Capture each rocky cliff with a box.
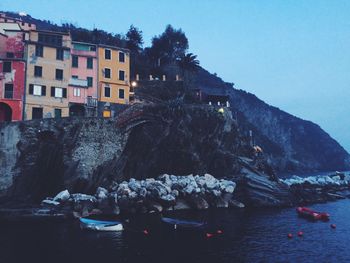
[0,102,295,208]
[195,68,350,172]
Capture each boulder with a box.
[228,199,245,208]
[172,199,191,210]
[53,190,70,202]
[95,187,108,200]
[187,195,209,210]
[41,199,60,207]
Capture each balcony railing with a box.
[86,97,97,108]
[69,78,88,87]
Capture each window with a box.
[34,66,42,77]
[38,33,62,46]
[50,87,67,98]
[119,70,125,81]
[104,49,111,59]
[72,55,78,67]
[32,107,43,119]
[104,86,110,97]
[104,68,111,78]
[72,75,78,79]
[35,45,43,57]
[73,88,81,97]
[3,61,11,73]
[56,69,63,80]
[54,109,62,119]
[51,87,62,98]
[119,89,125,99]
[119,52,125,62]
[56,48,64,60]
[4,84,13,99]
[87,57,93,69]
[87,77,93,87]
[6,52,14,58]
[29,84,46,96]
[90,46,96,51]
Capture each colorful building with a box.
[68,41,98,117]
[24,30,72,120]
[0,22,27,121]
[97,44,130,117]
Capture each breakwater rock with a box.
[41,174,241,217]
[280,172,350,203]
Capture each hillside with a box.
[195,68,350,172]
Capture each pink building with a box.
[68,41,98,117]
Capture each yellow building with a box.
[24,30,71,120]
[97,45,130,115]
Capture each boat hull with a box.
[79,217,124,231]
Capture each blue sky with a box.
[1,0,349,152]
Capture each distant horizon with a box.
[1,0,349,153]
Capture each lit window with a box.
[73,88,81,97]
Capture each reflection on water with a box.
[1,199,350,263]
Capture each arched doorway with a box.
[69,104,85,117]
[0,102,12,122]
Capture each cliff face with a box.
[0,118,129,202]
[196,68,350,172]
[1,103,291,206]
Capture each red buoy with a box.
[206,233,214,238]
[331,224,336,229]
[143,229,149,235]
[287,233,293,239]
[217,230,223,234]
[297,231,303,237]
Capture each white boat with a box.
[79,217,124,231]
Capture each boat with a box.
[161,217,206,229]
[79,217,123,231]
[296,207,330,221]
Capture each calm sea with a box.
[1,198,350,263]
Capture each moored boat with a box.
[79,217,124,231]
[161,217,206,229]
[296,207,330,221]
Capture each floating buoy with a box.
[217,230,223,234]
[297,231,303,237]
[287,233,293,239]
[331,224,336,229]
[206,233,214,238]
[143,229,149,235]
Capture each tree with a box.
[126,25,144,53]
[148,25,189,65]
[178,53,200,85]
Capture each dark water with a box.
[1,200,350,263]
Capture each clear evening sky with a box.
[1,0,349,152]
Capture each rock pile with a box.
[41,174,242,217]
[281,172,349,187]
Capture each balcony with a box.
[69,78,88,88]
[86,97,97,108]
[0,51,24,60]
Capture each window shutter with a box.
[63,88,67,98]
[29,84,34,94]
[51,87,55,97]
[42,86,46,96]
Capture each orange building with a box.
[97,44,130,117]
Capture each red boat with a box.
[296,207,330,221]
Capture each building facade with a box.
[98,44,130,117]
[68,41,98,117]
[0,23,26,121]
[24,30,72,120]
